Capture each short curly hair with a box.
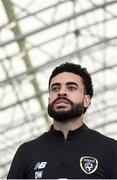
[49,62,93,113]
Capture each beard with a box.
[48,98,84,123]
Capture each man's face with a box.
[48,72,90,122]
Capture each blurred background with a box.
[0,0,117,178]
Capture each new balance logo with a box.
[34,161,47,170]
[34,162,47,179]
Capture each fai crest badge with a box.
[80,156,98,174]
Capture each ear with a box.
[84,95,91,108]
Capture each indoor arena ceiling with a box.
[0,0,117,178]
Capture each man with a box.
[7,62,117,179]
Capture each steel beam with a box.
[0,35,117,87]
[2,0,49,123]
[0,0,117,47]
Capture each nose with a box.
[58,93,67,97]
[58,87,67,97]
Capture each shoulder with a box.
[88,127,117,148]
[16,130,50,154]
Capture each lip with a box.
[55,99,70,105]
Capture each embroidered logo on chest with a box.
[80,156,98,174]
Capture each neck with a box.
[53,116,83,139]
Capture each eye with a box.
[51,86,60,92]
[68,85,78,91]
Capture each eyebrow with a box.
[50,82,79,89]
[66,82,79,87]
